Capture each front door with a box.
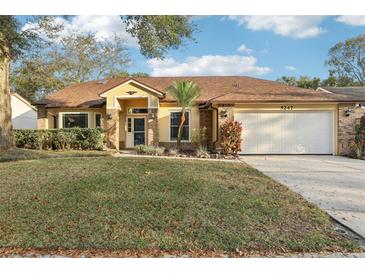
[126,117,146,148]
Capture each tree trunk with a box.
[177,109,186,150]
[0,39,14,150]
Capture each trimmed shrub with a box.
[153,146,165,156]
[135,145,165,156]
[14,128,105,151]
[196,145,210,158]
[53,131,76,150]
[14,130,39,149]
[219,120,243,156]
[37,130,54,150]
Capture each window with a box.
[62,113,88,128]
[170,111,189,141]
[127,118,132,132]
[95,113,102,128]
[128,108,148,114]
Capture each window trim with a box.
[168,109,191,142]
[60,112,90,129]
[94,112,102,128]
[127,108,149,114]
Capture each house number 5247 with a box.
[281,105,294,110]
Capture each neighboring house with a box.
[317,86,365,102]
[316,87,365,155]
[35,76,365,155]
[11,93,37,129]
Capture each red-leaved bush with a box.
[220,120,243,155]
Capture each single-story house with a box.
[35,76,365,155]
[11,93,37,129]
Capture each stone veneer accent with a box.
[217,104,234,125]
[338,104,365,155]
[106,109,119,150]
[215,104,234,150]
[37,105,47,129]
[147,109,159,146]
[199,108,213,148]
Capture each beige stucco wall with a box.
[41,104,201,145]
[102,82,158,109]
[37,106,48,129]
[47,112,54,129]
[45,108,106,129]
[158,103,200,143]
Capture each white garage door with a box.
[234,112,334,154]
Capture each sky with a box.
[19,15,365,80]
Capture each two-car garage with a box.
[234,108,335,155]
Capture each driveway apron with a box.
[240,155,365,238]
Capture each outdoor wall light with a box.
[148,109,156,118]
[345,109,352,117]
[107,114,112,120]
[219,109,228,118]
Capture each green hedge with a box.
[14,128,106,150]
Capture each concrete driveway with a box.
[240,155,365,238]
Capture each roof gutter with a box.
[210,100,365,104]
[198,100,211,109]
[197,101,219,151]
[211,104,219,151]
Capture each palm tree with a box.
[167,81,201,149]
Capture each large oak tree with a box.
[11,31,131,101]
[0,16,62,150]
[326,34,365,86]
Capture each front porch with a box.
[105,97,160,151]
[101,79,163,150]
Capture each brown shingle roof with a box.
[36,76,354,108]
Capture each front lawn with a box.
[0,157,357,256]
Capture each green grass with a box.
[0,148,111,163]
[0,157,357,254]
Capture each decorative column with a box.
[338,104,365,155]
[147,108,159,146]
[106,109,119,150]
[217,104,234,143]
[37,105,48,129]
[199,108,213,149]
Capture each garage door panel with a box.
[235,111,334,154]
